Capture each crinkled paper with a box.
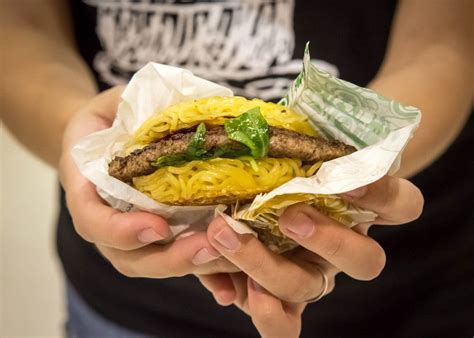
[72,47,421,248]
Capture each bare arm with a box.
[0,0,238,281]
[0,0,97,167]
[369,0,473,177]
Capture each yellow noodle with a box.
[305,161,323,176]
[126,96,316,152]
[133,157,318,205]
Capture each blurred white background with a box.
[1,123,63,337]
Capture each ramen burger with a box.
[108,96,355,205]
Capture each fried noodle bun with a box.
[110,96,352,205]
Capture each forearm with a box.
[369,46,473,178]
[0,1,97,167]
[368,0,473,178]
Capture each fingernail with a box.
[342,186,368,198]
[286,213,315,238]
[249,278,265,293]
[192,248,219,265]
[137,228,164,244]
[214,228,241,251]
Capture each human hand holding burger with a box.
[199,176,423,338]
[104,91,422,337]
[65,86,422,338]
[60,87,239,278]
[61,86,352,280]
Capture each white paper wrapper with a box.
[72,63,237,238]
[72,47,421,248]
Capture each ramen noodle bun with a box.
[108,96,356,205]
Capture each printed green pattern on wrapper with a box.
[238,44,421,252]
[280,43,420,149]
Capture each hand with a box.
[199,272,306,338]
[59,86,238,278]
[199,176,423,336]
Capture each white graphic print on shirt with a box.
[85,0,338,100]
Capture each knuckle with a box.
[321,232,345,260]
[361,245,386,280]
[72,220,95,243]
[195,259,239,275]
[253,304,275,325]
[171,267,189,278]
[281,273,313,302]
[239,254,266,277]
[101,248,148,279]
[64,197,85,238]
[408,186,424,222]
[214,258,239,273]
[66,194,96,244]
[326,279,336,295]
[379,178,398,217]
[154,259,186,278]
[381,178,424,224]
[107,216,130,249]
[281,287,301,303]
[110,257,137,278]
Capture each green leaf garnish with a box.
[186,122,207,158]
[224,107,269,159]
[210,143,249,158]
[152,123,209,169]
[152,153,188,168]
[151,109,270,169]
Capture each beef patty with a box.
[109,126,356,182]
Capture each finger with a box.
[197,274,236,306]
[61,86,126,151]
[61,136,171,251]
[100,232,240,278]
[340,176,424,225]
[285,247,336,274]
[247,278,303,338]
[279,204,386,281]
[207,217,321,303]
[66,181,173,250]
[229,272,249,313]
[60,86,165,251]
[285,248,338,297]
[85,85,125,121]
[352,222,373,236]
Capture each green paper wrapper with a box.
[233,44,421,252]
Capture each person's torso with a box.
[59,1,474,337]
[69,0,396,96]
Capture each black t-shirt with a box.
[59,1,474,337]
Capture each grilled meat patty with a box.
[109,126,356,182]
